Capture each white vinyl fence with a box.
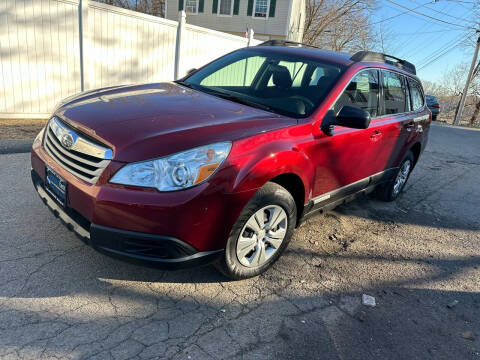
[0,0,259,119]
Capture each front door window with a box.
[334,70,380,117]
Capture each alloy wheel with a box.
[393,160,412,195]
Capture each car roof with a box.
[248,45,419,80]
[250,45,354,66]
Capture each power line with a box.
[442,0,477,5]
[391,1,456,57]
[384,0,479,30]
[412,33,467,65]
[395,0,475,60]
[370,2,432,26]
[417,33,467,65]
[418,34,472,69]
[298,1,432,33]
[395,29,464,36]
[406,0,475,24]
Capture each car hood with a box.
[55,82,296,162]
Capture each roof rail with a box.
[257,40,321,50]
[351,51,416,75]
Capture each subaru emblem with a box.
[61,133,74,149]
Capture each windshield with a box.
[181,49,345,118]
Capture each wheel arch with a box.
[230,147,313,225]
[410,142,421,167]
[269,173,306,226]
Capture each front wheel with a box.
[216,182,297,280]
[376,151,414,202]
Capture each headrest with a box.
[346,81,357,91]
[271,65,292,89]
[316,76,334,87]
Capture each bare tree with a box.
[303,0,378,52]
[468,62,480,125]
[431,63,480,125]
[94,0,166,17]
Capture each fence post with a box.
[174,11,186,80]
[79,0,89,91]
[247,28,254,47]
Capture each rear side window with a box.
[409,79,425,111]
[334,70,380,117]
[382,71,406,114]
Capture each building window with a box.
[185,0,198,14]
[254,0,268,17]
[218,0,233,15]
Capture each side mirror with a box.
[320,106,371,136]
[186,68,197,75]
[336,105,371,129]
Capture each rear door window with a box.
[409,79,425,111]
[381,71,406,114]
[334,69,380,117]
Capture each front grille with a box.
[44,117,112,184]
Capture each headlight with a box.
[110,142,232,191]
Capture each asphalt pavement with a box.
[0,123,479,359]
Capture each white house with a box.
[165,0,306,42]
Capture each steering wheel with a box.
[291,95,315,112]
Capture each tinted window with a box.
[334,70,380,117]
[382,71,406,114]
[409,80,425,111]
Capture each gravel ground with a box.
[0,119,47,140]
[0,123,479,360]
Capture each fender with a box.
[227,129,314,205]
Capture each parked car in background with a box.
[31,41,431,279]
[426,94,440,120]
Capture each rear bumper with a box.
[31,170,223,269]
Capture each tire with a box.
[432,115,437,121]
[376,151,414,202]
[216,182,297,280]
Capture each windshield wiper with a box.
[174,80,195,89]
[202,89,274,113]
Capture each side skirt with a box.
[298,168,398,224]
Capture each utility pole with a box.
[454,32,480,126]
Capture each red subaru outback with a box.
[31,41,430,279]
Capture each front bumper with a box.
[31,169,223,269]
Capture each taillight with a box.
[431,104,440,108]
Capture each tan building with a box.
[166,0,305,42]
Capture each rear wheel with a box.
[216,182,297,280]
[377,151,414,202]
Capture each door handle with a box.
[405,122,415,132]
[370,129,382,141]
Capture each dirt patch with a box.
[0,119,48,140]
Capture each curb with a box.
[0,139,34,154]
